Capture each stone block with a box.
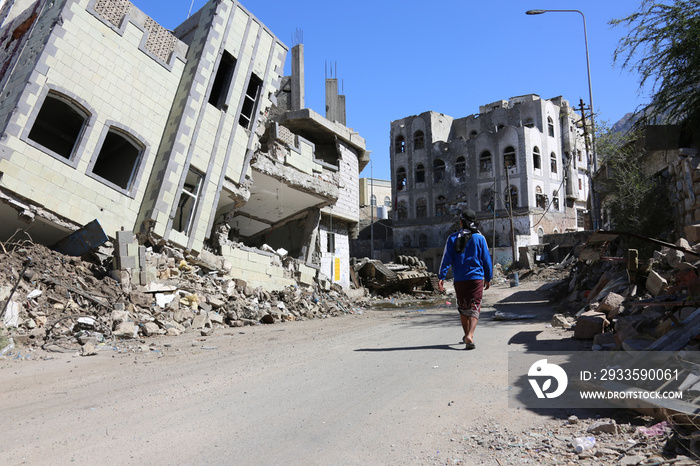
[114,321,138,339]
[120,255,137,270]
[208,312,224,324]
[574,311,609,340]
[622,338,655,351]
[141,322,161,336]
[684,224,700,242]
[191,313,211,329]
[551,314,572,329]
[645,270,668,296]
[599,292,625,319]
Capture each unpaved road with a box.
[2,281,590,465]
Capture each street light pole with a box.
[526,9,600,230]
[370,158,374,260]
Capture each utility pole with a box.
[505,165,517,266]
[370,159,374,260]
[579,99,596,230]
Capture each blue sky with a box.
[135,0,649,181]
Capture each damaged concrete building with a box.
[0,0,368,291]
[389,95,590,271]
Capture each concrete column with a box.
[291,44,304,110]
[301,208,322,263]
[325,78,338,123]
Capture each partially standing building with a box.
[389,95,590,271]
[0,0,367,291]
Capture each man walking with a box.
[438,209,493,350]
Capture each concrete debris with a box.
[0,241,366,353]
[438,415,699,465]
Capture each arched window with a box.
[480,188,494,212]
[504,146,516,169]
[384,196,391,207]
[550,152,557,173]
[435,195,447,217]
[552,190,560,210]
[524,118,534,128]
[403,235,411,248]
[416,198,427,218]
[395,135,405,153]
[455,156,466,179]
[29,91,89,160]
[535,185,547,209]
[533,146,541,170]
[415,164,425,183]
[433,159,445,183]
[547,116,554,137]
[91,127,145,191]
[537,227,544,241]
[396,167,407,190]
[504,185,518,210]
[419,233,428,248]
[370,194,377,206]
[397,200,408,219]
[413,130,425,150]
[469,130,478,139]
[479,151,492,174]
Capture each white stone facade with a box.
[389,95,590,270]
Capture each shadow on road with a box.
[354,344,465,352]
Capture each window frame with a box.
[86,123,148,196]
[23,88,93,167]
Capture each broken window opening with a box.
[480,188,494,212]
[396,167,407,191]
[552,190,559,210]
[209,50,237,110]
[413,130,425,150]
[327,232,336,253]
[174,169,202,235]
[402,235,411,248]
[524,118,534,128]
[433,159,445,183]
[395,135,405,153]
[435,195,447,217]
[547,116,555,137]
[397,200,408,220]
[535,185,547,209]
[577,209,585,229]
[469,130,478,139]
[239,73,262,129]
[28,92,88,159]
[504,185,518,210]
[384,196,391,208]
[504,146,516,169]
[455,156,466,179]
[415,164,425,183]
[91,128,143,191]
[550,152,558,173]
[479,151,492,174]
[416,198,427,218]
[419,233,428,248]
[533,146,541,169]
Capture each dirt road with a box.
[2,281,594,465]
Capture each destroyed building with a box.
[388,95,591,271]
[0,0,368,291]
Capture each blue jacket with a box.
[438,229,493,282]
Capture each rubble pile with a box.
[550,235,700,352]
[435,416,698,465]
[0,241,363,353]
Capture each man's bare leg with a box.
[460,314,472,343]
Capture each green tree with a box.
[611,0,700,126]
[596,121,673,243]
